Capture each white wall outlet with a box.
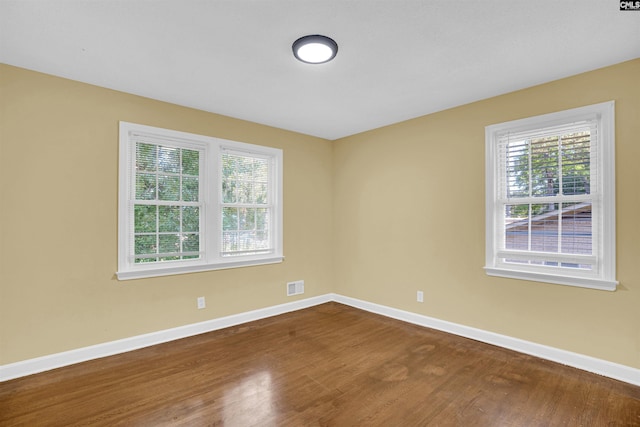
[197,296,206,309]
[287,280,305,296]
[417,291,424,303]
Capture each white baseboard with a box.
[2,292,639,387]
[332,294,640,387]
[0,294,332,382]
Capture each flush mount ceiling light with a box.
[292,35,338,64]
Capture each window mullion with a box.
[527,139,532,253]
[527,203,532,253]
[558,202,563,256]
[556,136,561,255]
[205,143,218,264]
[155,151,160,261]
[528,138,532,198]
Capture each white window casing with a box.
[484,101,617,291]
[118,122,283,280]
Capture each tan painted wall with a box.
[2,59,639,370]
[333,58,640,369]
[0,64,334,364]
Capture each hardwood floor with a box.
[1,302,639,426]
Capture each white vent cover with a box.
[287,280,304,296]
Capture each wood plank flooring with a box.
[1,302,639,426]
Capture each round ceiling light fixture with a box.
[292,35,338,64]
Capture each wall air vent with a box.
[287,280,305,296]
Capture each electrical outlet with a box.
[197,296,206,309]
[417,291,424,303]
[287,280,305,296]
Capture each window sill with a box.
[484,267,617,291]
[117,256,284,281]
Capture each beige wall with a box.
[333,58,640,369]
[0,64,334,364]
[1,59,639,370]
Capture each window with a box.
[485,102,617,290]
[118,122,283,280]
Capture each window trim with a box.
[484,101,617,291]
[117,122,283,280]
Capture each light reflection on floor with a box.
[223,371,276,426]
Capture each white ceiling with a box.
[1,1,639,140]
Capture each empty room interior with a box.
[1,1,640,425]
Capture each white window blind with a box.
[496,119,597,270]
[131,138,204,263]
[221,149,275,257]
[485,102,617,291]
